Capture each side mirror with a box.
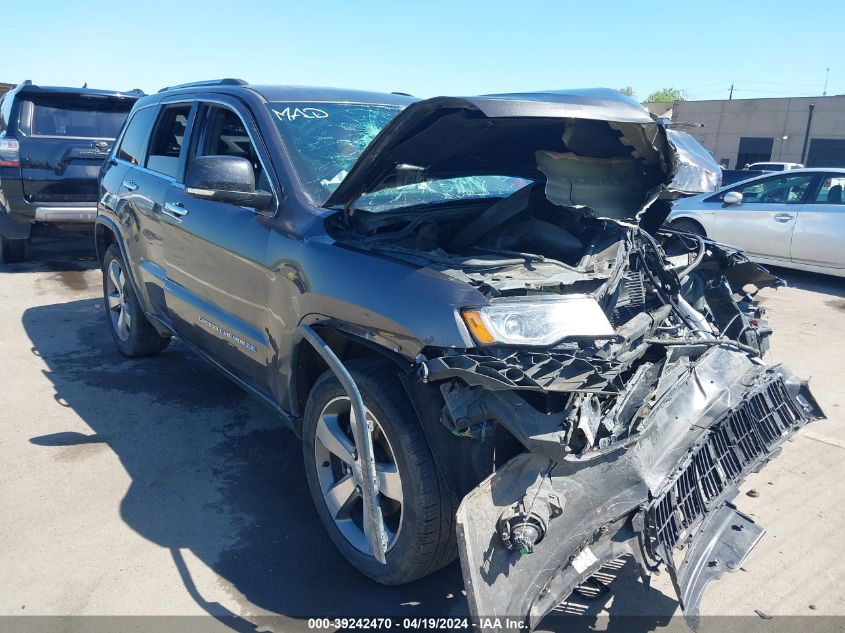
[722,191,743,206]
[185,155,273,211]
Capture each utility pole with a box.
[823,67,829,96]
[729,82,734,100]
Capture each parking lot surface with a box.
[2,233,844,632]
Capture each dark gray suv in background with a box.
[95,79,823,629]
[0,81,140,262]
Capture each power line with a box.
[732,88,828,95]
[681,79,845,99]
[686,86,842,99]
[729,80,825,87]
[684,81,733,90]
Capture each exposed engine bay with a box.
[334,182,782,457]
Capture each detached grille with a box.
[648,379,801,553]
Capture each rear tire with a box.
[302,356,457,585]
[671,219,706,237]
[0,234,29,263]
[102,244,170,357]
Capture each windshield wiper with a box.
[469,247,553,265]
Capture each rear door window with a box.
[813,176,845,204]
[146,104,192,179]
[28,95,133,138]
[116,106,158,165]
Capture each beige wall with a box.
[672,95,845,168]
[643,101,673,117]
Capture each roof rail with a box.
[158,78,248,93]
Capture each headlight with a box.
[461,295,615,346]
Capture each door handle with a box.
[162,201,189,220]
[774,213,794,223]
[123,179,138,191]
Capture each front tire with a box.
[102,244,170,356]
[302,357,456,584]
[671,219,706,237]
[0,233,29,263]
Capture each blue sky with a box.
[4,0,844,101]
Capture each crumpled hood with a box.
[665,128,722,194]
[323,89,720,220]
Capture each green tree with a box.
[645,87,687,103]
[617,86,635,97]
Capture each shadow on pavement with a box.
[767,266,845,300]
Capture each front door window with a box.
[733,174,815,204]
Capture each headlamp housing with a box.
[461,295,615,347]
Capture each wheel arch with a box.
[95,218,144,301]
[95,218,121,269]
[96,217,170,339]
[289,323,409,424]
[290,322,495,500]
[670,215,708,237]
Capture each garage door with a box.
[807,138,845,167]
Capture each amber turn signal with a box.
[461,309,495,344]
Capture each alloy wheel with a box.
[106,259,132,341]
[313,396,404,556]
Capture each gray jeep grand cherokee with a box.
[95,79,823,629]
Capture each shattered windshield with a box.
[266,102,528,211]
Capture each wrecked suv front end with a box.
[415,224,823,630]
[317,89,824,629]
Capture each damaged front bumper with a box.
[455,345,822,631]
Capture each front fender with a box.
[298,232,490,344]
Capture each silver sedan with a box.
[667,168,845,277]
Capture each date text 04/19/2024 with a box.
[306,617,483,630]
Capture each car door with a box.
[709,173,817,261]
[117,102,194,316]
[158,99,278,394]
[790,173,845,270]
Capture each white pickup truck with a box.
[746,161,805,171]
